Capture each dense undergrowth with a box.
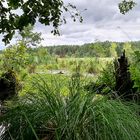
[0,75,140,140]
[0,40,140,140]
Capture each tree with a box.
[19,24,43,47]
[0,24,46,75]
[0,0,83,44]
[119,0,136,14]
[114,51,135,101]
[1,42,29,72]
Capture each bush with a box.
[2,43,29,73]
[0,70,21,102]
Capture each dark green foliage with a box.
[119,0,136,14]
[45,41,140,58]
[0,70,20,102]
[114,51,135,100]
[0,0,82,44]
[47,42,111,57]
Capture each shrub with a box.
[0,70,21,102]
[114,51,136,101]
[2,43,29,73]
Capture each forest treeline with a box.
[29,41,140,58]
[1,41,140,58]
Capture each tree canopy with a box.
[18,24,43,47]
[0,0,82,44]
[119,0,136,14]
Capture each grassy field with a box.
[35,57,114,75]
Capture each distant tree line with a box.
[1,41,140,58]
[44,41,140,58]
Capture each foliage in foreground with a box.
[0,0,82,44]
[0,75,140,140]
[0,70,20,102]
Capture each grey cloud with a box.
[0,0,140,46]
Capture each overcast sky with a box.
[0,0,140,48]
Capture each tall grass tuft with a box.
[0,74,140,140]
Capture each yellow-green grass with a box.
[35,57,114,75]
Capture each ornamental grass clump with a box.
[0,74,140,140]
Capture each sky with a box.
[0,0,140,48]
